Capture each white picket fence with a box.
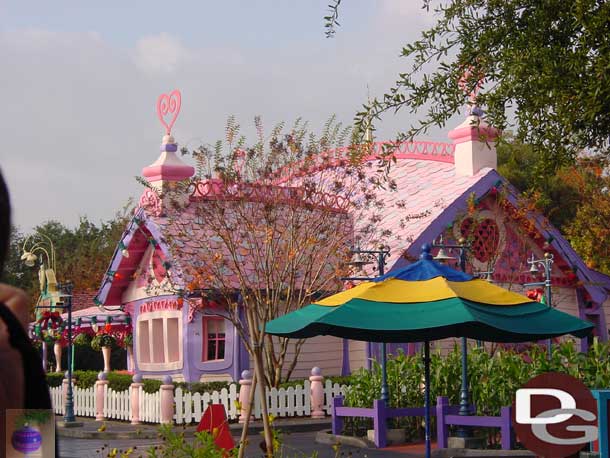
[50,379,348,424]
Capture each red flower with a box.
[104,323,112,333]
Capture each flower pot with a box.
[54,342,63,373]
[11,424,42,456]
[102,346,112,372]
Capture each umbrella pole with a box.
[381,342,389,404]
[424,341,431,458]
[457,336,471,437]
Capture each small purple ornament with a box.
[12,425,42,455]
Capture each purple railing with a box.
[436,396,514,450]
[331,395,514,449]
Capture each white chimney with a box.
[448,114,499,176]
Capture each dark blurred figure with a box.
[0,168,52,452]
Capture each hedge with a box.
[46,371,354,394]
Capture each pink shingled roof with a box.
[96,141,495,303]
[96,138,610,308]
[147,196,351,292]
[361,158,495,270]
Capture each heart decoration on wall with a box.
[157,89,182,134]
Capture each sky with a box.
[0,1,458,232]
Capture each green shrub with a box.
[107,373,133,392]
[46,372,63,387]
[328,375,355,386]
[185,381,231,394]
[342,340,610,444]
[143,379,163,393]
[73,370,99,389]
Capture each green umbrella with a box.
[266,244,593,458]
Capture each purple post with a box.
[436,396,449,448]
[332,396,344,435]
[373,399,387,448]
[500,406,514,450]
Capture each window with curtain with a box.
[137,312,182,369]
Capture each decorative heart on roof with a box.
[157,89,181,135]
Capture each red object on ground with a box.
[197,404,235,452]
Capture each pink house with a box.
[94,109,610,382]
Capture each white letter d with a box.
[516,389,576,425]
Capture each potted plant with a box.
[91,333,116,373]
[123,333,134,370]
[12,410,52,456]
[74,332,92,347]
[41,328,63,373]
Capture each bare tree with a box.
[141,116,390,456]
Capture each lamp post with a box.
[343,244,391,404]
[22,235,81,426]
[22,234,58,373]
[525,252,554,360]
[432,238,472,437]
[57,281,76,423]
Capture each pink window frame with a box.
[202,316,226,362]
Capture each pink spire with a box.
[142,90,194,183]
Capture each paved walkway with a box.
[58,431,410,458]
[56,415,331,439]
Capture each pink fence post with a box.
[95,372,108,421]
[310,367,325,419]
[239,370,254,423]
[131,373,143,425]
[160,375,174,424]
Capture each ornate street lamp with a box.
[56,281,77,423]
[22,234,58,372]
[22,234,81,426]
[525,252,555,359]
[343,243,391,404]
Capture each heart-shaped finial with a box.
[156,89,182,135]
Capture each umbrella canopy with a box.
[265,244,593,458]
[266,247,593,343]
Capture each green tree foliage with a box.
[561,158,610,273]
[5,206,131,305]
[497,139,610,274]
[496,138,583,230]
[325,1,610,170]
